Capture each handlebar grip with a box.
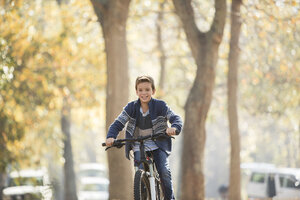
[102,142,106,147]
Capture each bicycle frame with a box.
[103,133,172,200]
[134,139,157,200]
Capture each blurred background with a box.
[0,0,299,200]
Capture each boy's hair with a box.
[135,76,155,91]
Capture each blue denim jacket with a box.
[107,98,183,159]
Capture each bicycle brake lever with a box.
[105,147,112,151]
[115,143,125,148]
[161,134,175,139]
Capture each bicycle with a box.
[102,132,174,200]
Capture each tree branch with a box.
[172,0,204,62]
[210,0,227,44]
[90,0,108,24]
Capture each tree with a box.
[0,1,56,197]
[40,1,105,198]
[54,1,77,199]
[1,1,105,199]
[239,0,300,167]
[90,0,133,199]
[61,96,77,200]
[172,0,226,199]
[227,0,242,200]
[156,0,167,97]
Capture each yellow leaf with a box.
[291,0,297,6]
[14,105,24,122]
[280,64,287,72]
[258,31,266,38]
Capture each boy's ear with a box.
[152,89,156,95]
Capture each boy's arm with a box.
[165,104,183,135]
[107,104,132,139]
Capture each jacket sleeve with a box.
[107,103,132,139]
[163,102,183,135]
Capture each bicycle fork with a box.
[148,163,156,200]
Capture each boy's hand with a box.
[166,127,177,136]
[106,138,115,147]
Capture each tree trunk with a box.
[0,173,6,200]
[156,0,167,98]
[172,0,226,199]
[298,122,300,168]
[90,1,133,199]
[228,0,242,199]
[54,1,77,199]
[61,96,77,200]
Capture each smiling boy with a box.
[105,75,183,200]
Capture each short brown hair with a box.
[135,76,155,90]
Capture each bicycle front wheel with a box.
[134,169,151,200]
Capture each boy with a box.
[105,75,183,200]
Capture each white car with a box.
[78,177,109,200]
[78,163,108,179]
[2,169,52,200]
[242,163,300,199]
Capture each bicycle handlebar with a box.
[102,132,174,150]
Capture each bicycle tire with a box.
[134,169,151,200]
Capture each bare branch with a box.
[210,0,227,44]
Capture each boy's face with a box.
[136,82,155,104]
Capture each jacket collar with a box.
[134,98,159,121]
[136,98,155,113]
[136,97,154,106]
